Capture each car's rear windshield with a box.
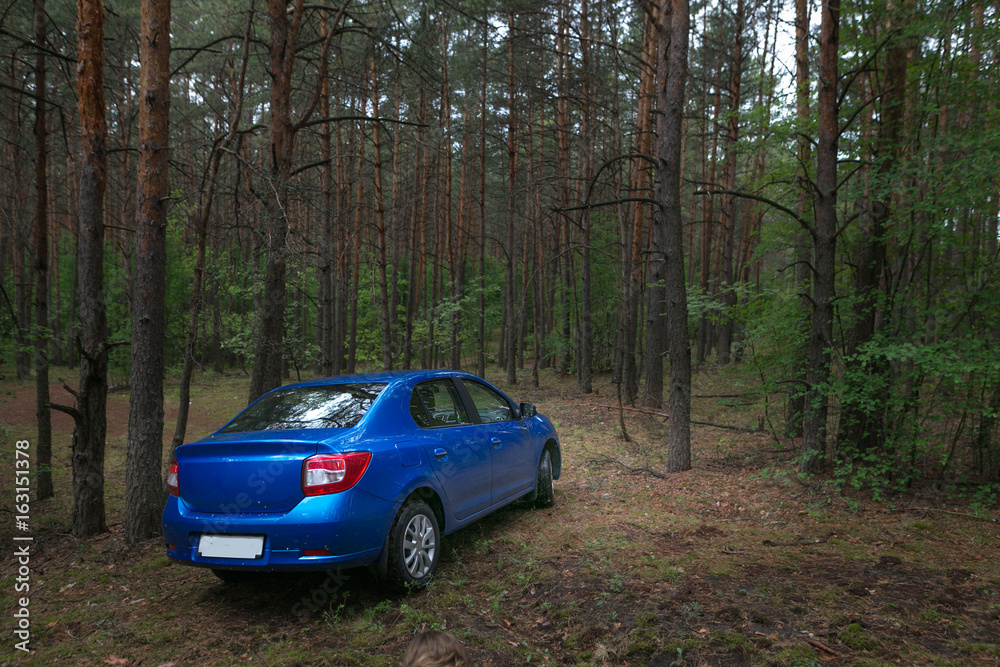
[220,383,387,433]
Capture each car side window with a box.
[461,380,515,423]
[409,380,471,428]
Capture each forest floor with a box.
[1,364,998,666]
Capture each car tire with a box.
[534,448,555,508]
[211,568,256,584]
[386,500,440,590]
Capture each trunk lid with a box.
[176,430,333,514]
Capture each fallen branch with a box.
[692,394,745,399]
[806,638,840,657]
[578,403,760,432]
[763,537,829,547]
[691,419,759,433]
[579,402,668,419]
[899,507,999,525]
[587,454,666,479]
[721,547,748,555]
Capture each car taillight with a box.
[302,452,371,496]
[166,459,179,496]
[303,549,333,557]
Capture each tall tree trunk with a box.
[620,13,656,402]
[505,11,518,386]
[347,133,362,373]
[248,0,297,402]
[389,54,403,369]
[371,55,392,370]
[716,0,744,365]
[440,16,461,371]
[334,112,349,374]
[477,24,488,379]
[655,0,692,471]
[319,11,334,376]
[643,1,671,410]
[248,0,346,402]
[66,0,110,537]
[404,87,427,370]
[577,0,594,394]
[786,0,812,437]
[698,37,723,363]
[14,164,30,381]
[800,0,841,474]
[556,0,572,377]
[33,0,53,501]
[126,0,171,544]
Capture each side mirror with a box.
[519,403,537,419]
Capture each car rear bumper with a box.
[161,489,392,572]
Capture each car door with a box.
[409,378,492,520]
[459,379,535,504]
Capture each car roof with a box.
[277,369,484,392]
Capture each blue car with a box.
[162,370,561,588]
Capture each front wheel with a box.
[533,449,555,508]
[386,500,440,590]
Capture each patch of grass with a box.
[660,633,703,659]
[678,600,704,621]
[839,622,878,651]
[634,610,659,628]
[774,645,821,666]
[623,629,659,660]
[918,607,945,622]
[709,629,758,657]
[641,555,688,583]
[815,586,842,603]
[952,641,1000,657]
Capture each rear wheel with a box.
[386,500,440,589]
[533,449,555,508]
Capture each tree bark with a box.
[248,0,295,403]
[619,13,656,402]
[371,55,393,370]
[126,0,171,544]
[716,0,744,365]
[800,0,841,475]
[248,0,346,402]
[577,0,594,394]
[697,35,722,363]
[786,0,812,437]
[33,0,53,501]
[70,0,110,537]
[556,0,572,377]
[505,11,518,386]
[655,0,692,471]
[319,10,334,376]
[477,24,488,379]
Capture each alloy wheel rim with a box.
[402,514,436,578]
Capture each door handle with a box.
[491,437,502,449]
[433,448,448,460]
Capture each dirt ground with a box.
[1,368,998,666]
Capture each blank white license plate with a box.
[198,535,264,559]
